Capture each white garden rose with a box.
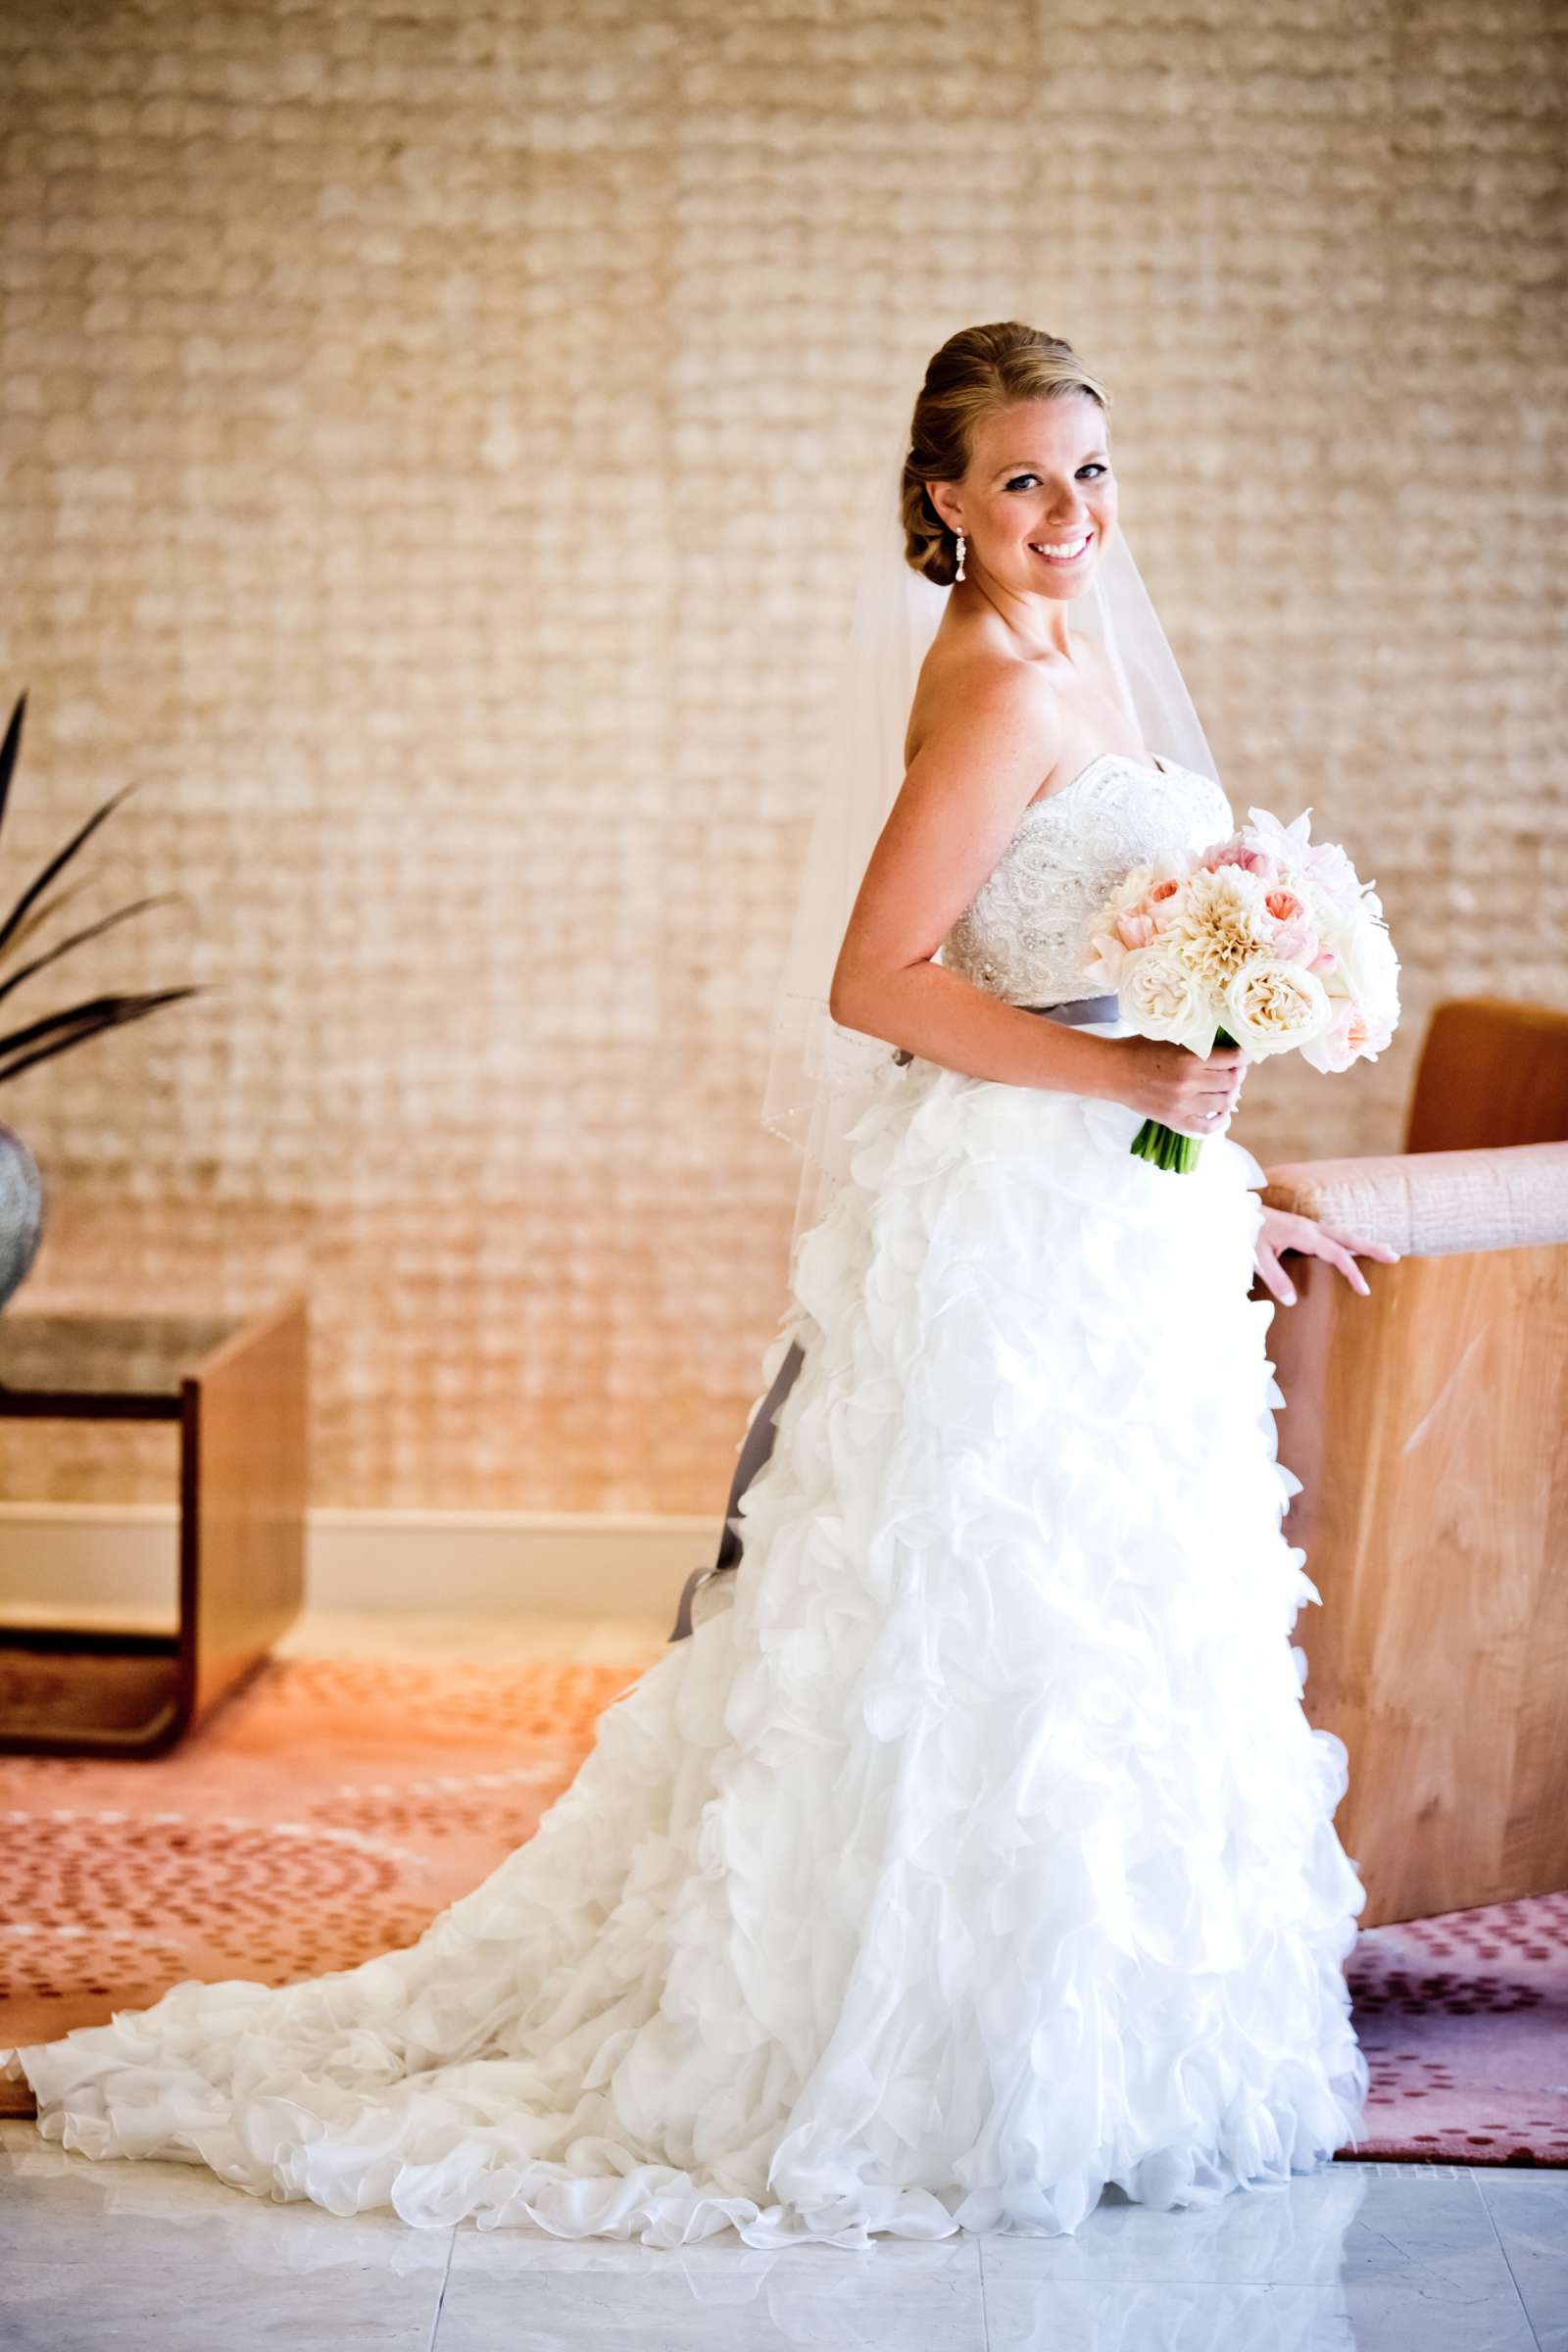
[1118,946,1215,1054]
[1319,907,1401,1034]
[1222,956,1334,1059]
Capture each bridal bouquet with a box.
[1081,806,1400,1173]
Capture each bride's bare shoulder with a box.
[903,632,1059,773]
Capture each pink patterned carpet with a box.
[1346,1890,1568,2164]
[2,1643,1564,2163]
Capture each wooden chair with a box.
[1259,998,1568,1927]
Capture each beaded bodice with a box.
[941,753,1235,1004]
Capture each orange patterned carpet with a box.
[0,1636,666,2115]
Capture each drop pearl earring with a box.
[955,530,966,582]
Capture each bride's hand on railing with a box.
[1105,1035,1249,1136]
[1252,1205,1400,1306]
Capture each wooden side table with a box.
[0,1295,307,1757]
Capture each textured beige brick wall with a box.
[1,0,1563,1511]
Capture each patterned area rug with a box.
[2,1635,1564,2164]
[1345,1892,1568,2165]
[0,1633,668,2115]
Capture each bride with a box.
[3,322,1395,2250]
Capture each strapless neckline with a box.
[1020,749,1171,820]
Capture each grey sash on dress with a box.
[666,994,1121,1642]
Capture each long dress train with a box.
[1,751,1369,2247]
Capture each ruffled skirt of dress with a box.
[1,1029,1369,2248]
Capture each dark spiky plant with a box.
[0,690,204,1086]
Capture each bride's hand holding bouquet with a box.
[1083,805,1401,1173]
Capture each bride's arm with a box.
[826,658,1127,1102]
[835,935,1118,1097]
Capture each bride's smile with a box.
[1028,530,1093,564]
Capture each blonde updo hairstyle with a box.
[903,322,1111,587]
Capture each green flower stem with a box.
[1128,1026,1238,1175]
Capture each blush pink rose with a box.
[1312,999,1371,1071]
[1205,841,1281,878]
[1268,920,1321,963]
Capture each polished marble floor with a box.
[2,2126,1563,2351]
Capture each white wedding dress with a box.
[2,750,1370,2248]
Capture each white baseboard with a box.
[0,1502,717,1625]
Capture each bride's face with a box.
[929,397,1116,601]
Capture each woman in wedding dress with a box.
[3,323,1396,2250]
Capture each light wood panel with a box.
[1264,1239,1568,1927]
[183,1294,309,1733]
[1404,1000,1568,1154]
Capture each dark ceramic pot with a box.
[0,1123,42,1309]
